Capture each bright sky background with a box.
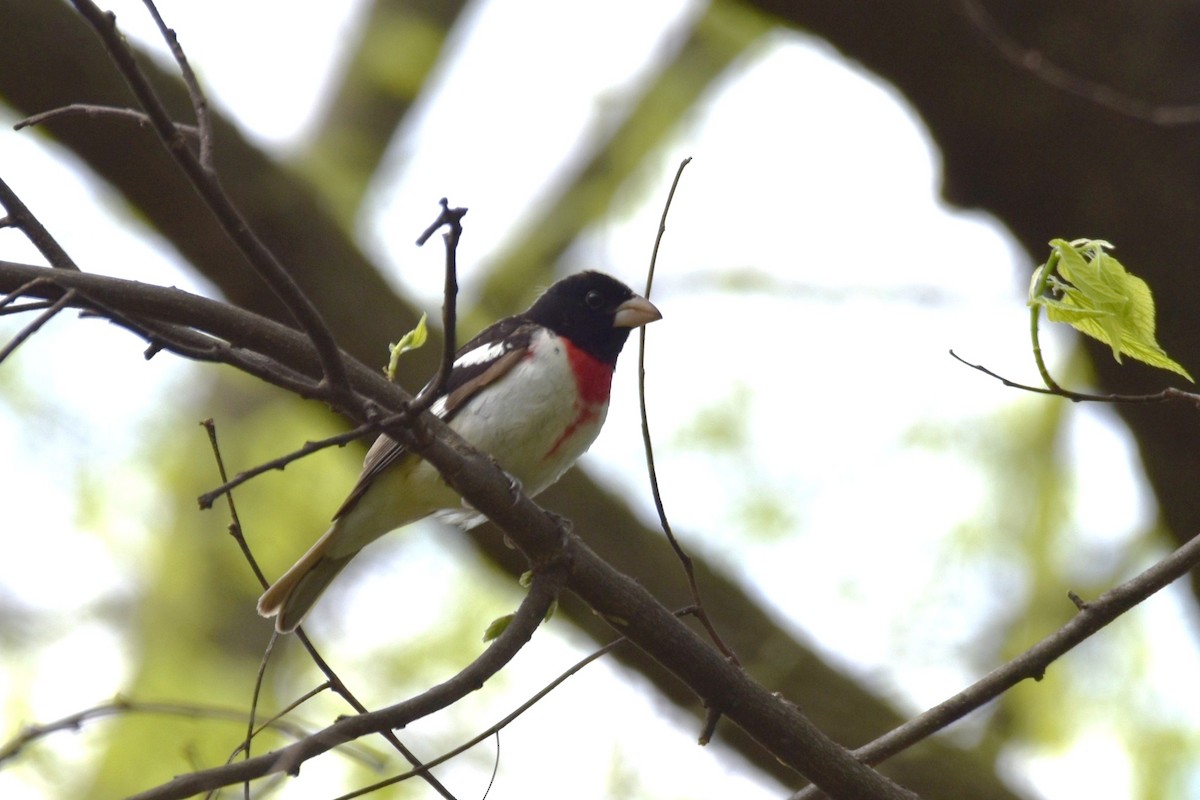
[4,1,1200,799]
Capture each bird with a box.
[257,271,662,632]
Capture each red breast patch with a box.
[542,339,614,459]
[563,339,614,406]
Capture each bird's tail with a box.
[257,529,355,633]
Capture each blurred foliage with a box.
[905,349,1195,798]
[3,0,1198,799]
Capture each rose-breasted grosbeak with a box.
[257,271,661,632]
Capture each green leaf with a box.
[1029,239,1192,381]
[385,312,428,381]
[483,613,514,642]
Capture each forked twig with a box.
[413,198,468,413]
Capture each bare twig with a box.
[335,638,626,798]
[197,418,391,510]
[0,175,79,270]
[139,0,214,170]
[0,697,345,766]
[959,0,1200,125]
[950,349,1200,408]
[636,157,738,680]
[68,0,355,401]
[413,198,468,413]
[0,289,75,364]
[0,260,350,402]
[14,104,200,139]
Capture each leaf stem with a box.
[1030,249,1064,392]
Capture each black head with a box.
[524,271,661,365]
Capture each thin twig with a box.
[14,104,200,139]
[0,290,76,364]
[201,419,459,800]
[637,158,737,672]
[959,0,1200,125]
[139,0,213,170]
[413,198,468,414]
[0,278,53,312]
[197,418,392,510]
[950,350,1200,407]
[0,175,79,270]
[69,0,355,402]
[335,638,626,799]
[0,697,340,766]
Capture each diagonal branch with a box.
[792,525,1200,799]
[0,174,79,270]
[66,0,354,400]
[126,557,571,800]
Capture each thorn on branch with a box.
[699,707,721,746]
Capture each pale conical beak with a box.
[613,295,662,328]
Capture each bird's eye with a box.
[584,290,604,309]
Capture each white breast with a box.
[450,328,607,493]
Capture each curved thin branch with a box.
[14,103,199,139]
[127,559,570,800]
[950,350,1200,408]
[0,287,74,363]
[337,638,626,798]
[959,0,1200,126]
[0,697,380,768]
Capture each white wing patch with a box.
[429,395,449,418]
[455,339,508,369]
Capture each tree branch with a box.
[793,527,1200,798]
[0,258,918,799]
[127,557,570,800]
[67,0,354,399]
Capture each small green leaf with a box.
[385,313,428,381]
[1029,239,1192,381]
[483,613,514,642]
